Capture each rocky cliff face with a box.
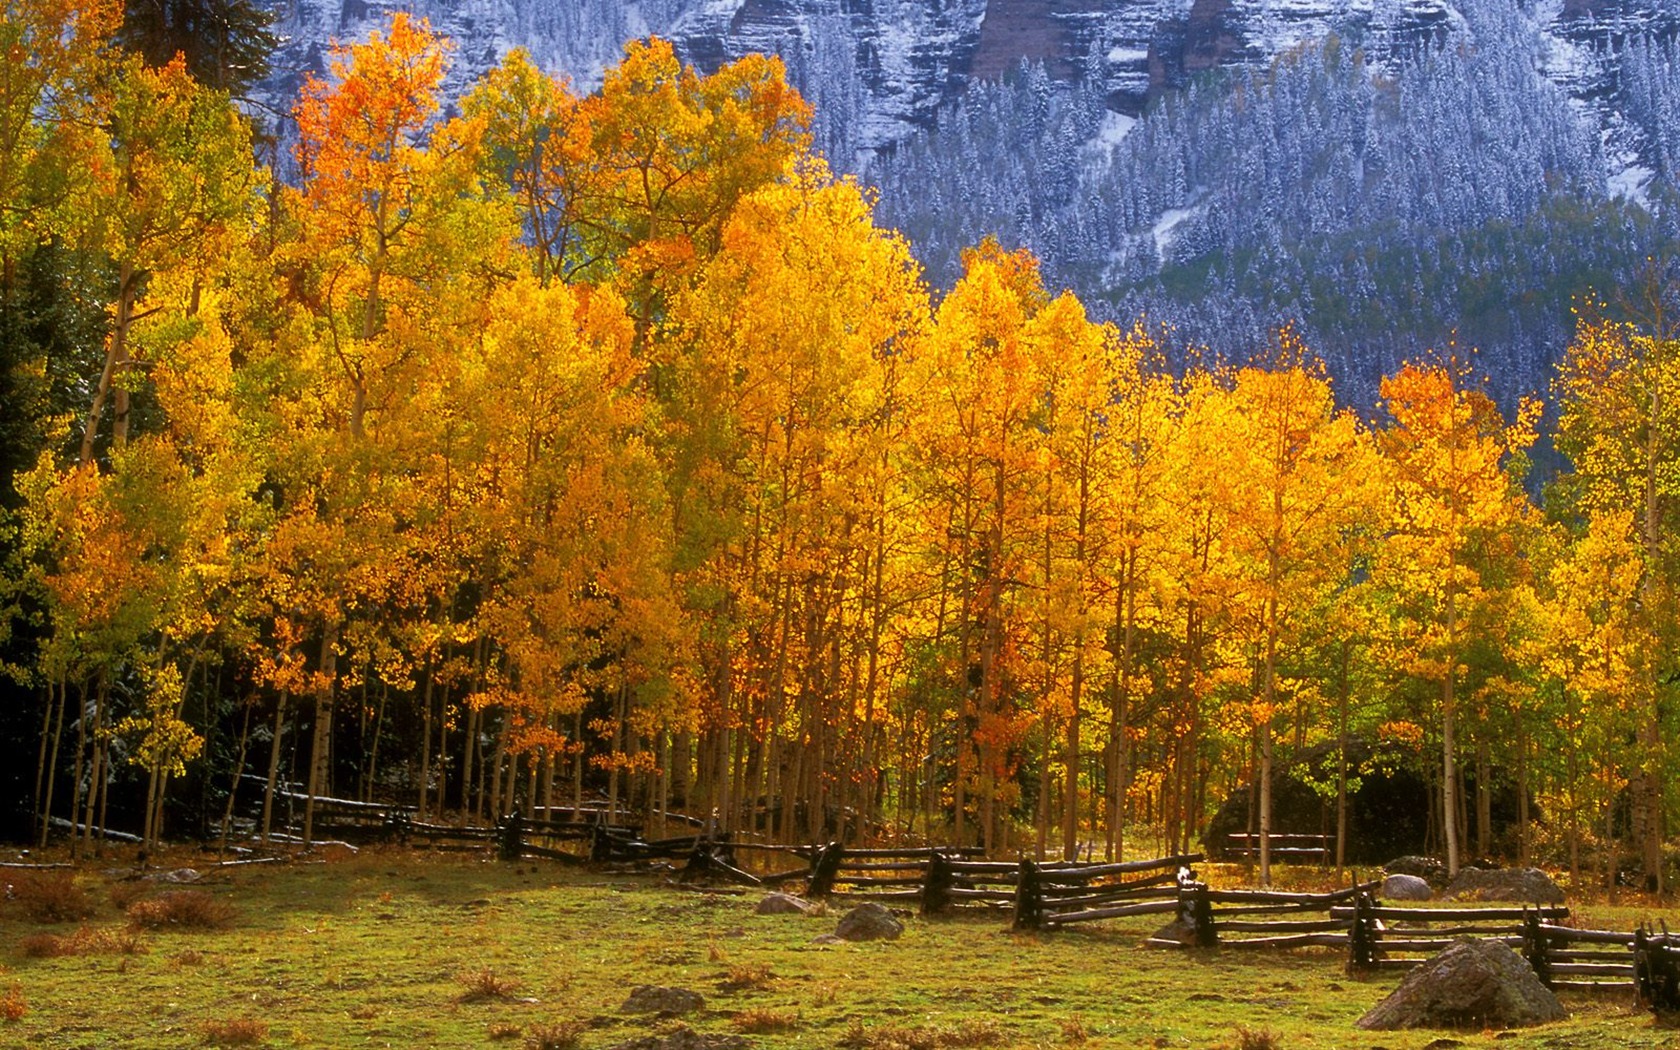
[262,0,1471,153]
[260,0,1673,171]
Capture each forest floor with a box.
[1,846,1678,1050]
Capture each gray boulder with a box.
[833,902,903,942]
[1442,867,1564,904]
[1357,940,1567,1030]
[620,985,705,1015]
[754,892,812,915]
[1386,856,1449,886]
[1382,874,1434,901]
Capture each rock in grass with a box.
[755,892,812,915]
[1441,867,1564,904]
[833,902,903,942]
[1356,940,1566,1030]
[1385,856,1448,886]
[620,985,705,1015]
[1381,874,1433,901]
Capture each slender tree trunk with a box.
[418,662,434,820]
[79,265,137,465]
[221,698,254,851]
[1336,642,1350,876]
[304,620,340,845]
[1476,742,1492,859]
[39,678,67,848]
[261,689,289,843]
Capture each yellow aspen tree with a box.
[1218,331,1379,884]
[1552,308,1680,892]
[1374,357,1538,876]
[75,55,256,465]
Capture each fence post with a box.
[921,851,954,916]
[1187,879,1217,947]
[590,823,613,864]
[381,808,411,846]
[1347,891,1378,972]
[497,812,524,862]
[807,841,844,897]
[1012,858,1044,931]
[1635,925,1680,1014]
[1521,908,1553,988]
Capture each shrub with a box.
[127,891,234,930]
[0,984,26,1022]
[6,871,93,924]
[20,925,147,957]
[721,962,774,991]
[201,1017,268,1045]
[1057,1015,1089,1044]
[1235,1027,1281,1050]
[731,1008,798,1033]
[456,968,521,1003]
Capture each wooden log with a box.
[759,867,812,885]
[833,847,980,859]
[836,875,925,888]
[1210,903,1345,917]
[1043,899,1181,924]
[1391,924,1527,937]
[1217,933,1350,949]
[945,888,1018,902]
[1205,882,1377,906]
[1043,886,1181,910]
[947,853,1201,878]
[836,860,930,873]
[1539,925,1633,945]
[1549,962,1635,977]
[823,889,921,902]
[517,844,586,864]
[1370,936,1525,952]
[1040,871,1180,898]
[1330,905,1569,922]
[1551,979,1635,991]
[1545,949,1635,962]
[1215,919,1354,934]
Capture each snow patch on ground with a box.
[1153,202,1203,258]
[1082,108,1137,163]
[1608,162,1654,208]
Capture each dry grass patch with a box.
[200,1016,268,1045]
[127,890,234,930]
[1056,1015,1088,1044]
[731,1007,799,1033]
[839,1018,1007,1050]
[5,870,94,923]
[720,962,774,991]
[456,967,522,1003]
[1234,1025,1282,1050]
[20,924,147,957]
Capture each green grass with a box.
[2,848,1677,1049]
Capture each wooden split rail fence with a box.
[257,792,1680,1012]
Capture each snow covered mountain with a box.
[263,0,1669,161]
[259,0,1680,407]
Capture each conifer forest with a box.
[3,0,1680,896]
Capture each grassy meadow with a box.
[2,848,1678,1049]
